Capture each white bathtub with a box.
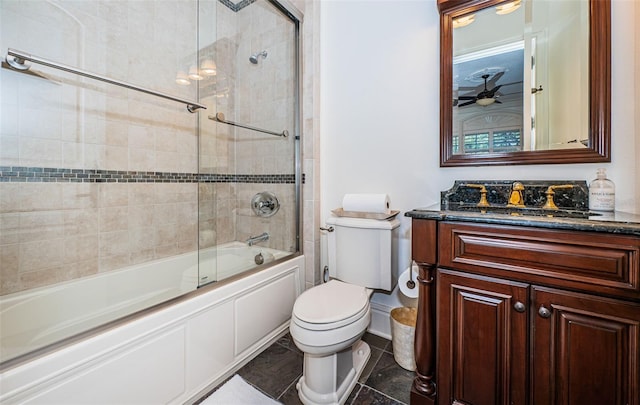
[0,242,292,365]
[0,242,304,404]
[0,250,304,404]
[198,242,292,284]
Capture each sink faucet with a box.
[507,182,526,208]
[246,232,269,246]
[463,184,490,208]
[542,184,575,210]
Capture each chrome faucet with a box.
[246,232,269,246]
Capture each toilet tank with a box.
[326,216,400,291]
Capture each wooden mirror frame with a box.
[439,0,611,167]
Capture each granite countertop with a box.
[405,205,640,237]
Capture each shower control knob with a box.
[251,191,280,218]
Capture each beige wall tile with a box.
[129,147,155,171]
[63,183,99,210]
[0,135,19,165]
[128,204,155,228]
[19,211,65,243]
[63,259,99,281]
[20,267,62,290]
[64,235,99,263]
[128,124,155,149]
[129,183,155,206]
[0,213,20,246]
[153,203,178,226]
[19,239,64,272]
[99,253,131,273]
[99,183,129,207]
[64,208,99,236]
[104,145,129,171]
[129,227,156,251]
[99,230,129,258]
[0,245,20,293]
[99,206,129,232]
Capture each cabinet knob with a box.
[538,305,552,318]
[513,301,526,313]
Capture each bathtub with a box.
[0,245,303,404]
[0,242,290,365]
[198,242,292,284]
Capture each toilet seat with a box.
[292,280,370,331]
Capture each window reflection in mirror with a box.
[451,0,589,155]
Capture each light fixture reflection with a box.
[175,71,190,86]
[476,98,496,106]
[452,14,475,29]
[201,59,217,76]
[188,66,203,81]
[496,0,521,15]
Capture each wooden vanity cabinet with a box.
[410,219,640,405]
[437,269,529,405]
[531,286,640,405]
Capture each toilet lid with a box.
[293,280,369,324]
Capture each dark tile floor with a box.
[198,332,415,404]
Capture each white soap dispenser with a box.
[588,168,615,211]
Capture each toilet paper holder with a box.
[406,261,416,290]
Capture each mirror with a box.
[439,0,610,166]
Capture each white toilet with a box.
[290,215,400,405]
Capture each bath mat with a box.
[200,374,282,404]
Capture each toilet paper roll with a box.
[342,193,391,214]
[398,265,419,299]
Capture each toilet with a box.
[290,215,400,405]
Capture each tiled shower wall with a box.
[0,0,300,296]
[199,0,298,252]
[1,0,200,295]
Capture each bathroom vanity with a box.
[405,182,640,405]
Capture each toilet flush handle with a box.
[319,226,334,232]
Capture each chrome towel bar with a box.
[5,48,207,113]
[209,112,288,137]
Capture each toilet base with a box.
[295,340,371,405]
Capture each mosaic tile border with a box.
[0,167,298,184]
[218,0,257,13]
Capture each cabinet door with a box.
[532,287,640,405]
[437,269,529,405]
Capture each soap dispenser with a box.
[588,168,615,211]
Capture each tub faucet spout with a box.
[246,232,269,246]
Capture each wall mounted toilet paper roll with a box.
[342,194,390,214]
[398,265,419,299]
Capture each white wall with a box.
[319,0,639,314]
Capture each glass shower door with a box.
[197,0,300,286]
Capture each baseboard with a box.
[367,301,393,340]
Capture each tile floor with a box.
[197,332,415,404]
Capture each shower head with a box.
[249,50,268,64]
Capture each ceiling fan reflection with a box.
[457,73,503,107]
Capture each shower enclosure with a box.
[0,0,300,367]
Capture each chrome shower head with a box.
[249,50,268,64]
